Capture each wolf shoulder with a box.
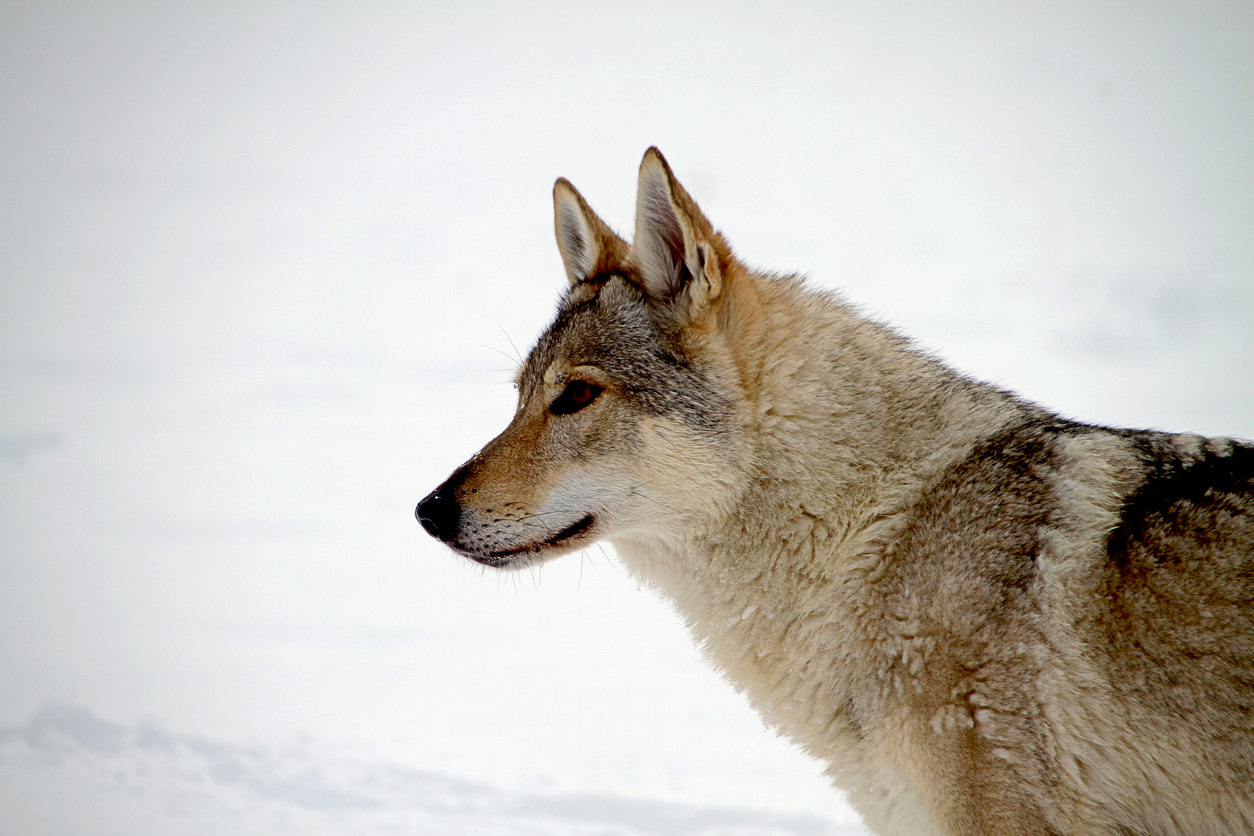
[890,415,1254,654]
[897,417,1254,594]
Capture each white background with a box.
[2,2,1251,834]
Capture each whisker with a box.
[481,343,522,367]
[513,509,575,538]
[628,484,680,515]
[496,322,524,365]
[597,543,622,576]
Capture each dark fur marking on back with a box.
[936,417,1092,567]
[895,418,1079,597]
[1108,434,1254,566]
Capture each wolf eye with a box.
[550,380,603,415]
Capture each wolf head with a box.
[417,149,753,568]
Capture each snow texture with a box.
[2,702,861,836]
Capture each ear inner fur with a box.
[634,160,688,300]
[633,148,731,328]
[553,177,628,286]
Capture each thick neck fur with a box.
[611,263,1030,770]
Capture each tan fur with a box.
[417,149,1254,835]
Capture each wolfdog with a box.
[416,148,1253,835]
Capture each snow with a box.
[3,702,857,835]
[1,3,1251,835]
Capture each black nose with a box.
[416,487,460,541]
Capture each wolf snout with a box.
[416,487,460,542]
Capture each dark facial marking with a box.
[523,278,731,430]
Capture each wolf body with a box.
[417,149,1254,835]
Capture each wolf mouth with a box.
[474,513,596,567]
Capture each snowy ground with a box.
[2,3,1251,835]
[2,702,858,836]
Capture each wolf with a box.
[416,148,1254,835]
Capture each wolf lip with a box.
[477,513,596,566]
[548,513,595,543]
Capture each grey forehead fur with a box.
[519,276,729,430]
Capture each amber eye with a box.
[549,380,603,415]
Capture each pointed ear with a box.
[632,147,721,311]
[553,178,628,286]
